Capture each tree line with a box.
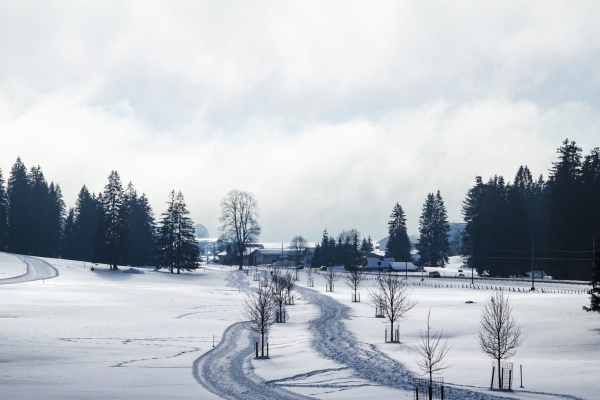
[461,139,600,280]
[0,157,198,273]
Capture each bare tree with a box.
[289,235,308,266]
[242,283,276,357]
[305,265,314,286]
[283,270,296,304]
[478,291,524,388]
[325,268,337,291]
[415,309,452,387]
[369,271,416,341]
[271,271,289,321]
[219,190,261,270]
[344,268,366,301]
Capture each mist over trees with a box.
[461,139,600,280]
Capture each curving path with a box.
[297,286,521,400]
[0,253,59,285]
[192,270,313,400]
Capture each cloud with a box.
[1,1,599,241]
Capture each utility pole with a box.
[531,237,535,291]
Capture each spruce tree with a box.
[62,208,77,260]
[7,158,31,255]
[47,183,65,258]
[156,191,199,273]
[385,203,411,262]
[28,165,50,256]
[126,182,156,266]
[73,186,100,262]
[0,168,8,251]
[367,236,374,252]
[313,243,322,268]
[547,139,585,279]
[97,171,129,269]
[417,192,450,267]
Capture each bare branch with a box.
[414,309,452,384]
[477,290,524,386]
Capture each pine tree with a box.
[385,203,411,262]
[97,171,129,269]
[28,165,50,256]
[47,183,65,258]
[0,168,8,251]
[547,139,585,279]
[62,208,77,260]
[417,192,450,267]
[125,182,156,266]
[319,229,330,267]
[7,158,31,255]
[313,243,322,268]
[72,186,100,262]
[156,191,199,273]
[368,236,374,252]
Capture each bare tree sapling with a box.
[415,309,452,388]
[242,283,276,357]
[369,271,416,342]
[344,267,366,301]
[478,291,524,388]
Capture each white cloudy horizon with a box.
[1,1,600,242]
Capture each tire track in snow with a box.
[0,253,59,285]
[192,270,314,400]
[297,286,521,400]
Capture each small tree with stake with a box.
[271,272,289,322]
[242,283,276,358]
[325,268,337,291]
[478,290,524,389]
[306,266,314,287]
[583,240,600,313]
[344,267,366,301]
[415,309,452,394]
[369,270,416,342]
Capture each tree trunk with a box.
[261,333,265,357]
[497,359,502,388]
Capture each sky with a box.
[1,1,600,242]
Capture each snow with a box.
[0,252,28,279]
[0,252,597,399]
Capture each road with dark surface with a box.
[0,253,59,285]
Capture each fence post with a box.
[415,387,418,400]
[385,329,387,343]
[428,384,432,400]
[520,365,523,388]
[267,342,269,357]
[509,369,513,390]
[490,366,495,390]
[441,384,444,400]
[255,341,258,358]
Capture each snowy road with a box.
[193,270,314,400]
[0,253,59,285]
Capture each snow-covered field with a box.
[0,253,597,399]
